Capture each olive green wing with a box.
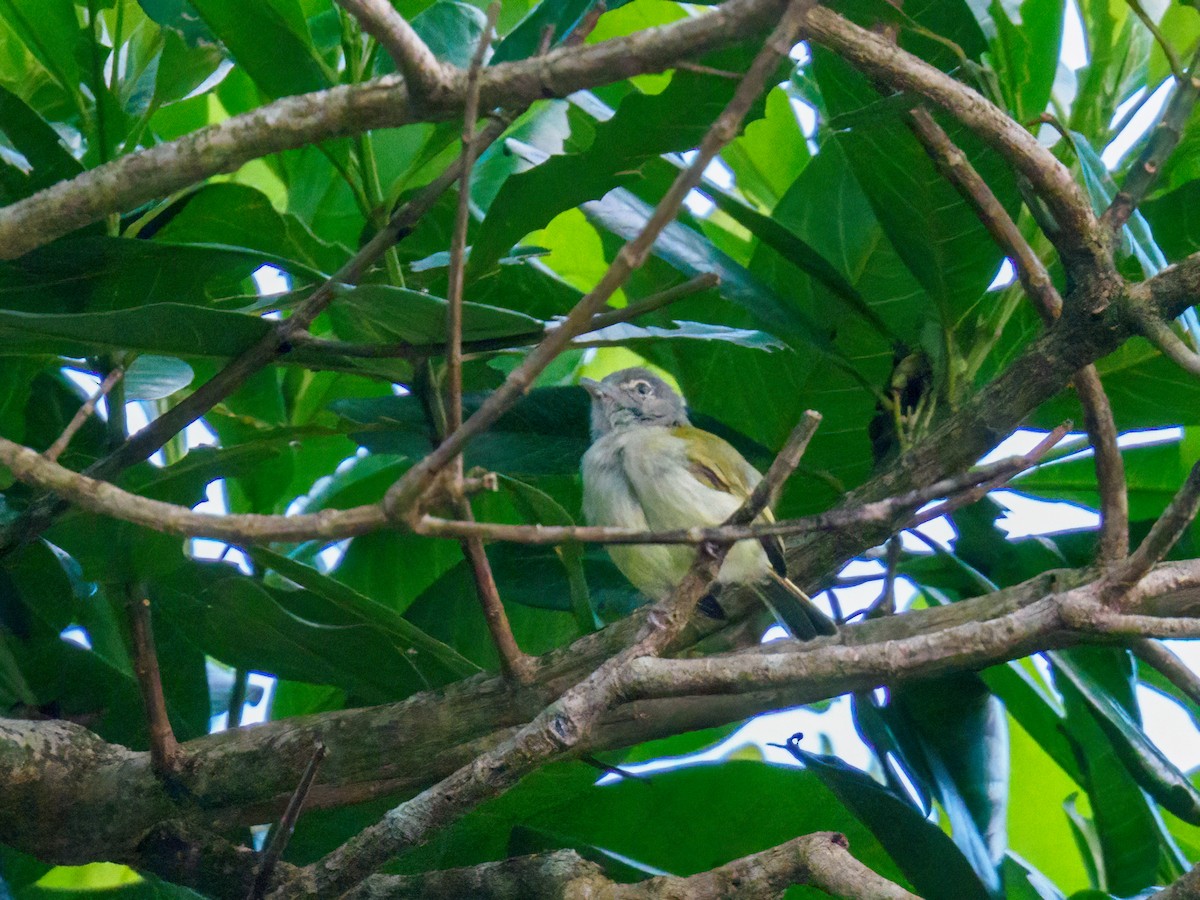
[672,425,788,577]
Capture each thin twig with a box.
[564,2,606,46]
[1075,366,1129,562]
[379,5,803,522]
[456,498,533,682]
[1130,302,1200,376]
[0,424,1066,546]
[446,2,498,439]
[1104,460,1200,605]
[1126,0,1186,83]
[248,741,327,900]
[907,107,1062,321]
[1131,638,1200,709]
[442,9,530,684]
[905,423,1071,528]
[676,61,743,79]
[276,13,814,893]
[335,0,449,102]
[44,366,125,463]
[1104,44,1200,231]
[126,587,181,778]
[227,668,249,729]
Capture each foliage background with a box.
[2,0,1200,896]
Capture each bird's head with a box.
[581,367,689,438]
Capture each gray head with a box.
[581,367,689,438]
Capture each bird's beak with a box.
[580,378,605,399]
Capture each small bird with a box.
[580,367,836,640]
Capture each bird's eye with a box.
[631,380,652,396]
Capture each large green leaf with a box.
[790,748,996,899]
[188,0,329,98]
[0,238,264,314]
[151,559,449,703]
[812,49,1017,336]
[0,304,270,358]
[470,44,781,276]
[334,386,592,476]
[247,546,480,682]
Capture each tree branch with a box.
[247,742,327,900]
[335,0,451,103]
[0,417,1055,546]
[125,586,182,778]
[0,0,789,259]
[1131,638,1200,709]
[43,366,125,464]
[1104,460,1200,603]
[907,107,1063,320]
[1104,43,1200,231]
[1157,861,1200,899]
[1074,365,1129,561]
[341,834,919,900]
[1129,301,1200,377]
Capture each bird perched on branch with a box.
[580,367,836,640]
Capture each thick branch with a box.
[343,834,919,900]
[0,0,789,258]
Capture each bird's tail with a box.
[753,571,838,640]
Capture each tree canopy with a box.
[3,0,1200,897]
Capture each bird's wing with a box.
[672,426,788,577]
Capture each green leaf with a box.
[0,237,265,314]
[409,1,487,69]
[812,49,1017,334]
[1051,651,1200,824]
[498,475,596,632]
[334,386,592,476]
[989,0,1065,122]
[789,748,996,899]
[889,675,1009,874]
[377,760,909,886]
[326,283,545,347]
[0,83,83,197]
[1051,650,1165,895]
[151,559,451,703]
[247,546,480,681]
[122,354,195,400]
[470,45,781,275]
[1013,433,1195,522]
[188,0,329,98]
[1143,180,1200,264]
[0,304,270,359]
[148,182,344,276]
[721,86,811,209]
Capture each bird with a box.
[580,367,837,640]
